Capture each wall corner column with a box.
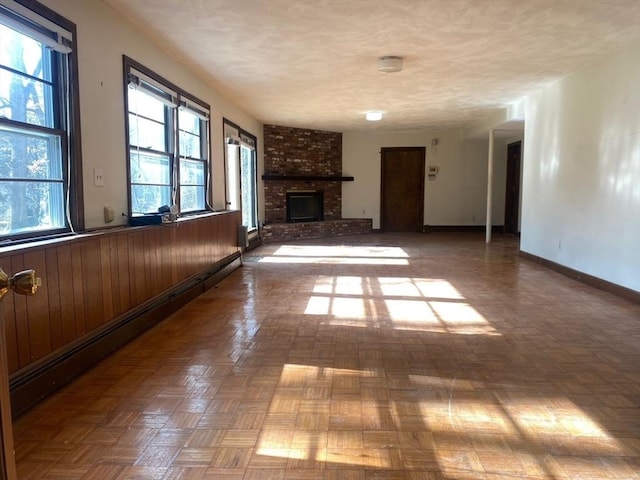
[486,129,495,243]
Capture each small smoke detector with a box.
[377,56,403,73]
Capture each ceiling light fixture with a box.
[365,111,383,121]
[377,55,403,73]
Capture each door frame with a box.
[0,313,16,479]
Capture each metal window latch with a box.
[0,268,41,300]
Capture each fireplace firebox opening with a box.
[286,191,324,223]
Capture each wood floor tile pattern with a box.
[12,233,640,479]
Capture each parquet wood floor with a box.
[12,233,640,479]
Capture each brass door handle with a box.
[0,268,41,300]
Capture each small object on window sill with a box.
[129,214,163,226]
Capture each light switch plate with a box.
[94,168,104,186]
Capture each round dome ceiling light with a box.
[365,110,383,121]
[377,56,403,73]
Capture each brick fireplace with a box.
[261,124,371,242]
[286,191,324,223]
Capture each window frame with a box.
[223,118,258,232]
[123,56,211,218]
[0,0,83,243]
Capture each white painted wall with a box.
[521,40,640,292]
[342,130,508,229]
[39,0,262,228]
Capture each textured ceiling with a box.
[103,0,640,132]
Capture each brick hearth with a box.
[261,219,373,243]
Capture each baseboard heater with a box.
[9,252,241,418]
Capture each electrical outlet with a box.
[104,206,114,223]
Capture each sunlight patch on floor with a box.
[260,244,410,265]
[303,275,499,335]
[414,278,465,300]
[385,298,440,323]
[260,255,408,265]
[378,277,464,300]
[312,276,365,295]
[428,301,500,335]
[272,245,409,258]
[418,381,629,478]
[304,296,367,319]
[258,364,630,473]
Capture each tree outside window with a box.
[0,21,67,238]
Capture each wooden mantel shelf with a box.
[262,174,354,182]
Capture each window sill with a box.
[0,210,239,255]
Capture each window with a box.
[0,1,80,241]
[224,120,258,232]
[124,57,210,217]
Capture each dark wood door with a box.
[504,141,522,235]
[381,147,425,232]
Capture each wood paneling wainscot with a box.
[0,211,241,416]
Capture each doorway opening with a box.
[504,141,522,235]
